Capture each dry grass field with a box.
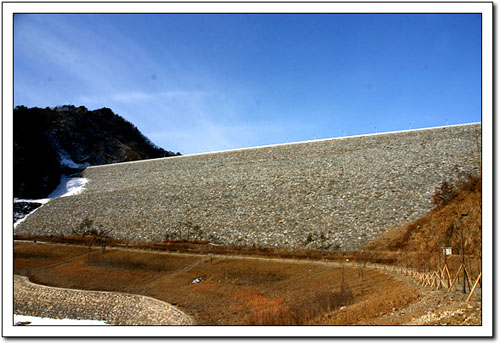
[14,241,421,325]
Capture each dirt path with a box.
[14,275,195,326]
[355,267,482,326]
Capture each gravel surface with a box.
[13,275,195,326]
[15,123,481,251]
[370,269,482,326]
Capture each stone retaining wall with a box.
[15,123,481,251]
[14,275,194,325]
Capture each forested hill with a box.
[14,105,180,199]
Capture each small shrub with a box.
[305,234,313,244]
[433,174,480,208]
[74,218,94,235]
[432,180,456,207]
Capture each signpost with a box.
[443,247,452,288]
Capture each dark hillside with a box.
[14,107,62,198]
[14,105,180,198]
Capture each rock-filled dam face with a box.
[15,123,481,251]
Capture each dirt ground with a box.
[13,241,481,326]
[313,268,482,326]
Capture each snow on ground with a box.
[60,155,81,169]
[14,175,89,227]
[48,175,88,198]
[14,314,108,326]
[14,198,51,204]
[13,199,51,228]
[59,150,91,169]
[14,210,39,228]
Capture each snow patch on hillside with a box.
[13,199,50,228]
[59,150,91,169]
[14,175,88,227]
[48,175,88,198]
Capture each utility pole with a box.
[341,258,348,295]
[341,258,344,293]
[460,213,469,293]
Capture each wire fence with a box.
[347,259,482,302]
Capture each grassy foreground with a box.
[14,242,419,325]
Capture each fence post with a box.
[466,273,482,302]
[445,265,451,289]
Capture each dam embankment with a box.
[15,123,481,251]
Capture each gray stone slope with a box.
[14,275,194,325]
[15,123,481,251]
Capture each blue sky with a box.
[14,13,481,155]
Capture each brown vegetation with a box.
[14,242,417,325]
[310,273,420,325]
[365,174,481,272]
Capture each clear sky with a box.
[14,13,481,155]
